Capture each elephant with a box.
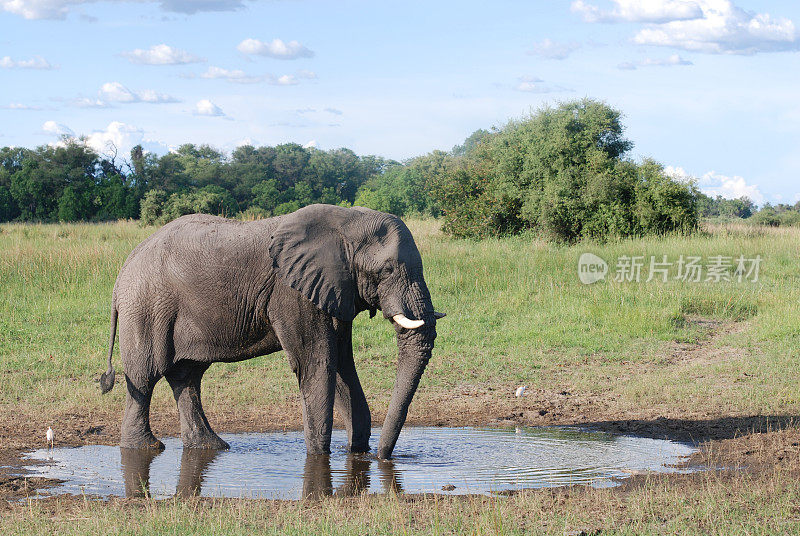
[99,204,444,459]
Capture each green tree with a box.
[140,189,168,225]
[57,185,90,222]
[430,99,698,241]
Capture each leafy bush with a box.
[752,208,781,227]
[139,189,168,226]
[139,185,238,226]
[273,200,301,216]
[238,206,270,220]
[778,211,800,226]
[354,163,440,217]
[431,99,699,241]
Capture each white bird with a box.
[46,427,54,449]
[515,385,526,398]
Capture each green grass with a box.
[4,469,800,535]
[1,219,799,418]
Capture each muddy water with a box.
[22,426,696,499]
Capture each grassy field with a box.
[2,219,800,533]
[1,219,798,419]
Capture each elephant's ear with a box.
[268,205,357,321]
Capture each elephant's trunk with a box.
[377,324,435,459]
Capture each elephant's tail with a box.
[100,305,117,394]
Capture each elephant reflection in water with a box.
[121,448,403,499]
[121,447,220,498]
[300,454,402,499]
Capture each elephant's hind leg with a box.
[121,375,164,450]
[165,362,230,450]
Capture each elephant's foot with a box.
[348,437,370,453]
[120,432,165,451]
[182,430,230,450]
[305,442,332,455]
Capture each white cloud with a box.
[618,53,693,69]
[575,0,800,55]
[195,67,315,85]
[699,170,764,203]
[571,0,703,23]
[233,137,258,147]
[122,44,203,65]
[42,120,74,136]
[2,0,71,19]
[0,55,55,69]
[158,0,244,14]
[194,99,225,116]
[296,69,317,79]
[70,97,110,108]
[99,82,179,104]
[100,82,137,103]
[137,89,179,103]
[303,140,317,149]
[41,119,169,155]
[2,0,245,20]
[666,166,764,203]
[200,65,262,83]
[664,165,694,182]
[632,1,800,54]
[527,38,581,59]
[237,38,314,59]
[1,102,44,110]
[324,107,342,115]
[272,74,298,86]
[84,121,144,156]
[514,76,572,93]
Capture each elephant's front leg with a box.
[334,321,371,452]
[296,351,337,454]
[272,299,338,454]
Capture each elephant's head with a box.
[269,204,444,458]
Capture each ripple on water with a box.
[21,426,697,500]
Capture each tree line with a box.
[0,141,400,225]
[1,99,791,240]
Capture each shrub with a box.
[752,208,781,227]
[238,206,270,220]
[140,186,238,226]
[431,99,699,241]
[354,165,440,218]
[139,189,168,225]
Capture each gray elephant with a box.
[100,204,444,459]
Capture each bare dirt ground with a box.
[2,317,799,504]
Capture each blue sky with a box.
[2,0,799,204]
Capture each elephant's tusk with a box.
[392,314,425,329]
[434,311,446,319]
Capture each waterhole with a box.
[22,426,696,499]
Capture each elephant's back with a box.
[113,214,278,303]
